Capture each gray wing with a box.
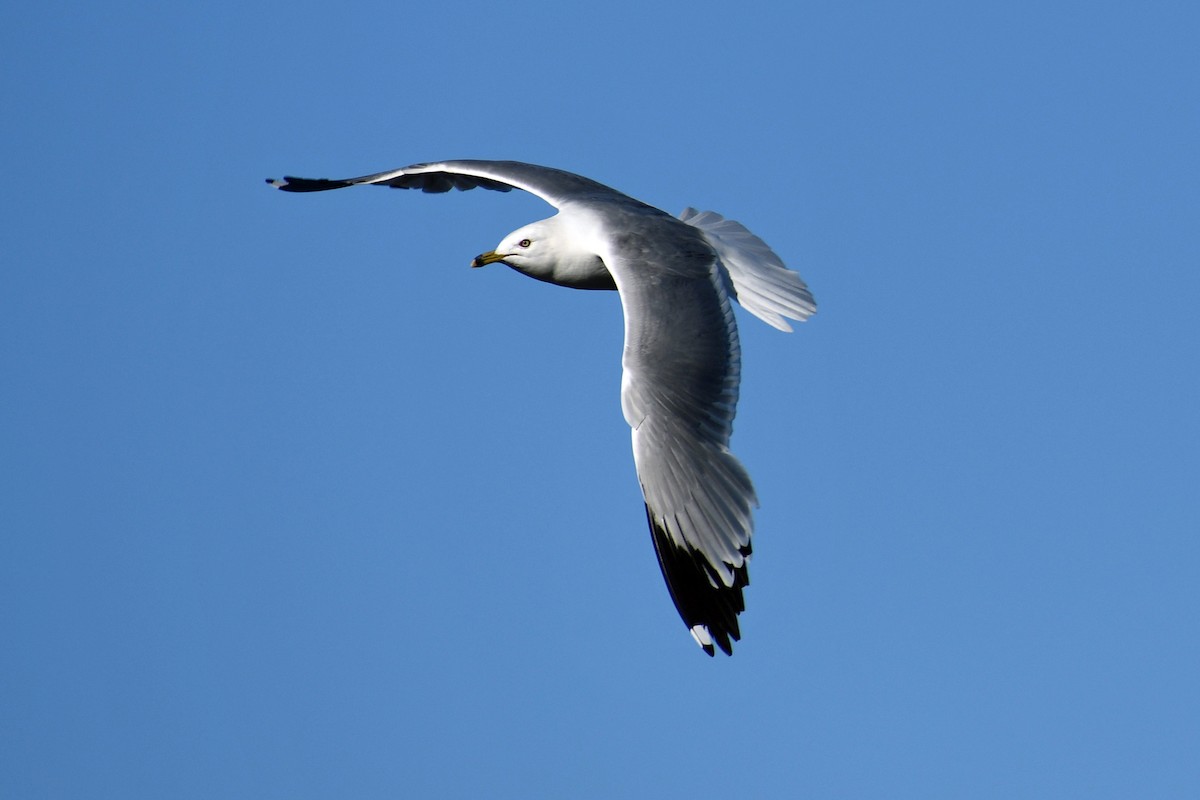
[268,160,626,210]
[603,217,758,656]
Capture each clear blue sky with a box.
[3,1,1198,797]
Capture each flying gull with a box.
[267,160,816,655]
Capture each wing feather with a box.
[601,217,758,655]
[269,160,624,211]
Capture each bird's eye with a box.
[518,238,532,248]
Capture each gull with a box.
[267,160,816,655]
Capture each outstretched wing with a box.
[601,215,758,656]
[268,160,625,211]
[680,208,817,331]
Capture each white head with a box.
[471,216,614,290]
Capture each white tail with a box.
[680,208,817,332]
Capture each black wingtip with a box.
[644,504,748,657]
[266,176,354,193]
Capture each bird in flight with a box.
[268,160,816,655]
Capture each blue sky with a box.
[3,1,1198,797]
